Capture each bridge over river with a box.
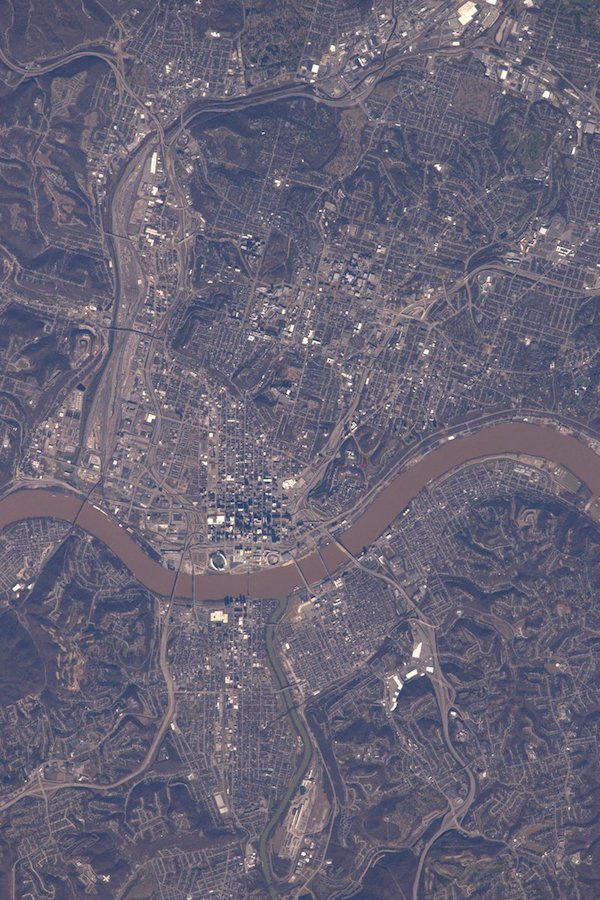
[1,422,598,600]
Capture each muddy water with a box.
[2,423,599,600]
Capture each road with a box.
[0,416,594,850]
[1,5,557,486]
[258,596,314,898]
[326,537,477,900]
[0,15,596,894]
[0,420,599,601]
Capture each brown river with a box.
[2,422,599,600]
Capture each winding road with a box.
[1,23,598,896]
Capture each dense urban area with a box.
[0,0,599,897]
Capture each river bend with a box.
[1,423,598,600]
